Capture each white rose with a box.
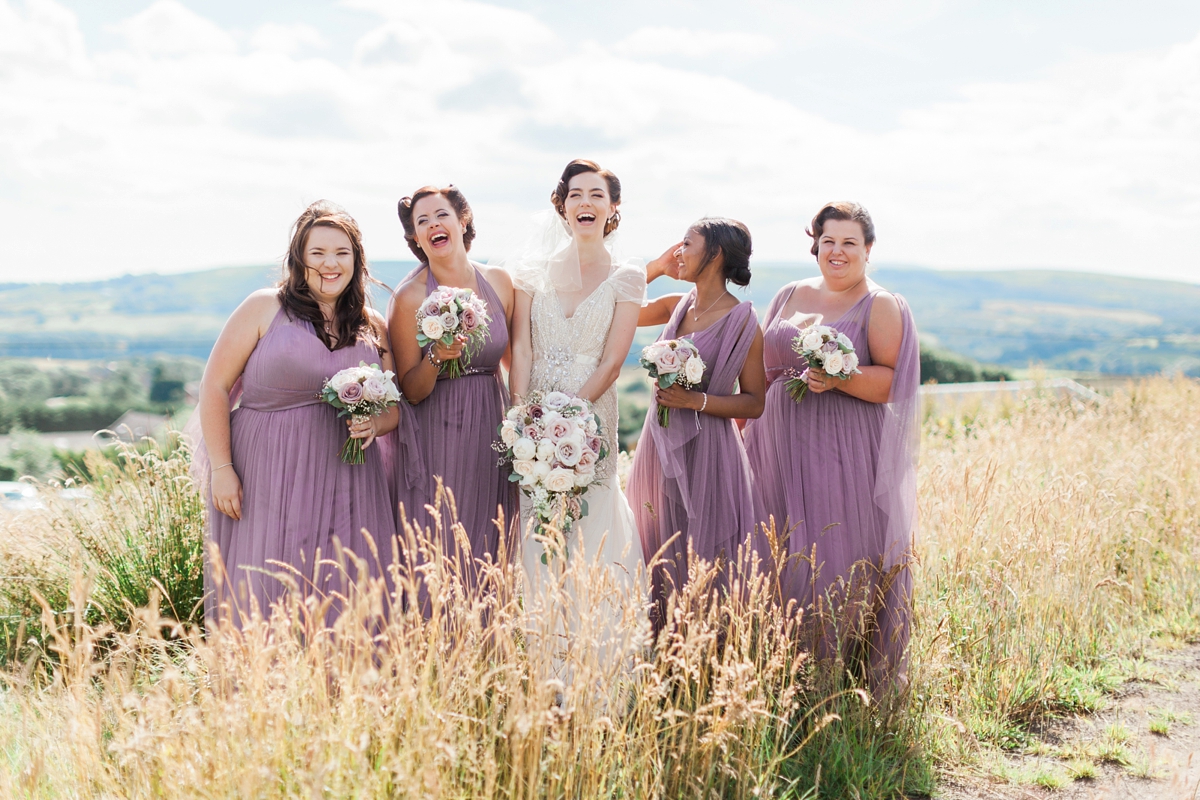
[543,391,571,409]
[843,352,859,373]
[586,418,598,435]
[575,470,595,488]
[642,343,666,364]
[544,468,576,493]
[500,421,519,446]
[362,376,388,402]
[683,355,705,385]
[512,459,536,478]
[439,311,458,332]
[421,316,445,340]
[555,435,584,467]
[801,332,823,353]
[536,439,556,462]
[532,461,552,482]
[512,437,536,461]
[328,370,355,391]
[824,349,845,375]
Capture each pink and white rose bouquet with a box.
[639,338,707,426]
[415,285,491,379]
[495,390,606,563]
[319,361,402,464]
[785,324,861,403]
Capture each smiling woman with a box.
[191,200,412,627]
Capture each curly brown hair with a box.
[551,159,622,235]
[397,185,476,264]
[806,201,876,257]
[277,200,383,352]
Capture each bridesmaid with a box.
[197,200,401,625]
[629,217,766,630]
[743,201,920,686]
[389,185,517,595]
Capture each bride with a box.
[507,159,668,641]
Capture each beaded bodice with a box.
[528,280,621,481]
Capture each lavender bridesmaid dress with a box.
[743,284,920,680]
[204,307,398,625]
[627,292,761,627]
[406,265,517,592]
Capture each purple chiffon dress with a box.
[743,284,920,680]
[405,265,517,592]
[204,307,399,625]
[628,293,761,626]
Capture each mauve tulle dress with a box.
[743,284,920,681]
[628,293,762,626]
[203,307,400,625]
[403,265,517,592]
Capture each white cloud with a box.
[0,0,1197,285]
[615,27,777,60]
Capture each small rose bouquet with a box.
[639,338,707,426]
[495,391,606,563]
[415,286,490,379]
[320,361,402,464]
[785,324,861,403]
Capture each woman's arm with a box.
[199,290,279,520]
[347,310,400,449]
[637,242,683,326]
[508,288,534,402]
[575,300,640,403]
[805,292,902,404]
[390,277,465,404]
[655,323,767,420]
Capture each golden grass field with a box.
[1,376,1198,798]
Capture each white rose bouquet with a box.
[319,361,402,464]
[785,324,861,403]
[495,390,606,563]
[415,285,490,379]
[639,338,707,426]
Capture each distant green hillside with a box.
[3,262,1198,375]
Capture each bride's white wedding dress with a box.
[519,263,647,584]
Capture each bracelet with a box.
[427,349,442,367]
[212,462,233,473]
[699,393,708,413]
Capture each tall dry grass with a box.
[0,376,1197,797]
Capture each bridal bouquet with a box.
[495,390,606,563]
[319,361,402,464]
[785,324,861,403]
[415,286,490,379]
[639,338,707,426]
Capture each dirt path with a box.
[937,642,1200,799]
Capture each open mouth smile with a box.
[430,232,449,247]
[576,213,596,224]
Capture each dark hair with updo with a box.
[551,159,622,235]
[397,185,476,264]
[806,201,875,257]
[278,200,383,353]
[690,216,753,287]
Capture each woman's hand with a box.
[805,367,836,394]
[430,335,467,364]
[645,242,683,282]
[347,415,379,450]
[211,466,243,520]
[656,382,702,410]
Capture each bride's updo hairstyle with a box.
[690,216,753,287]
[805,201,875,257]
[551,158,622,235]
[278,200,381,352]
[397,185,477,264]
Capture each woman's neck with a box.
[427,250,475,285]
[693,270,729,311]
[822,270,868,296]
[575,233,611,271]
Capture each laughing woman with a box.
[196,200,401,626]
[390,185,517,595]
[628,217,766,630]
[743,201,920,687]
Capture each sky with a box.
[1,0,1199,284]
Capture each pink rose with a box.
[576,447,597,471]
[555,436,583,467]
[420,298,440,318]
[654,349,681,374]
[528,404,544,419]
[586,435,602,454]
[362,376,388,402]
[523,423,540,440]
[338,381,364,404]
[549,418,574,440]
[460,306,479,332]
